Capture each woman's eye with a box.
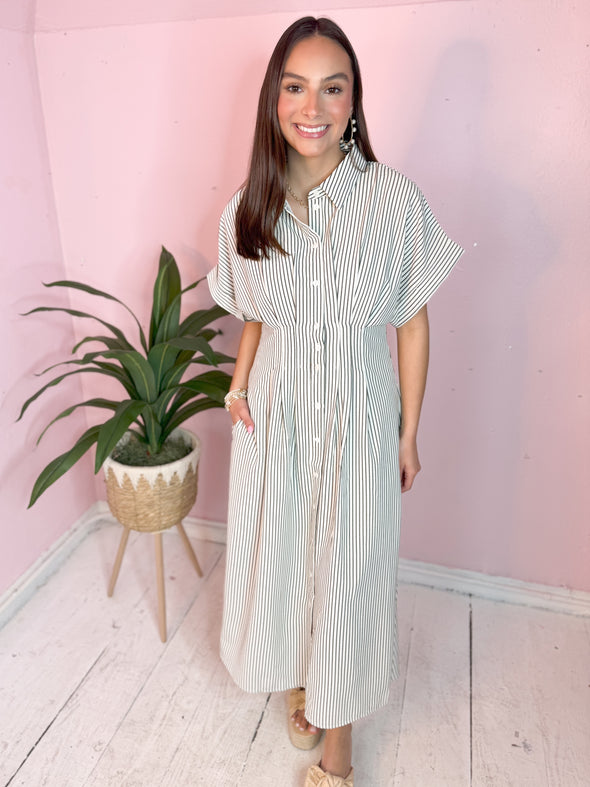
[326,86,343,95]
[285,84,302,93]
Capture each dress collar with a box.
[308,145,369,209]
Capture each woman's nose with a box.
[303,91,321,118]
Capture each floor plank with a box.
[393,586,471,786]
[471,597,590,787]
[350,583,416,787]
[238,689,319,787]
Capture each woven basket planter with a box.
[103,428,201,533]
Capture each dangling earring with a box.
[339,116,357,153]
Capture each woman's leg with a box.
[320,723,353,778]
[292,695,353,778]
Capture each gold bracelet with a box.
[224,388,248,411]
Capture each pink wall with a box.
[33,0,451,30]
[2,0,587,593]
[1,0,35,33]
[0,19,96,594]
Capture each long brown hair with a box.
[235,17,377,260]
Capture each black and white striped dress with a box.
[207,146,463,729]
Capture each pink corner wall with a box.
[0,17,96,595]
[2,1,588,593]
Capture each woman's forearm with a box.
[396,305,430,439]
[231,321,262,389]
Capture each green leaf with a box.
[152,388,178,424]
[191,351,236,366]
[156,361,216,426]
[191,368,233,384]
[22,306,135,350]
[160,359,191,392]
[180,278,203,296]
[103,351,157,402]
[93,361,136,397]
[160,369,232,429]
[94,400,149,471]
[72,334,131,355]
[36,350,111,377]
[167,335,218,365]
[198,328,220,341]
[43,280,148,352]
[147,343,180,391]
[28,425,101,507]
[18,367,120,421]
[141,405,162,454]
[149,247,181,347]
[162,398,221,439]
[178,305,229,336]
[168,369,231,407]
[154,293,182,345]
[176,376,229,404]
[36,398,119,444]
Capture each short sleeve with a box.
[207,201,257,322]
[391,185,463,327]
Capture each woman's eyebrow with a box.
[281,71,350,82]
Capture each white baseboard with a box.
[0,502,106,631]
[1,504,588,630]
[397,558,590,617]
[182,514,228,545]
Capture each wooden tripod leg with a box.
[176,522,203,577]
[154,532,167,642]
[107,526,131,597]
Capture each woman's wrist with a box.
[399,424,418,441]
[224,387,248,411]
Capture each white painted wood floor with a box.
[1,519,589,787]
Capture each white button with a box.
[314,437,320,443]
[315,364,320,371]
[315,402,321,409]
[314,322,320,329]
[315,344,321,351]
[311,280,319,286]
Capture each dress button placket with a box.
[307,201,324,636]
[309,212,323,503]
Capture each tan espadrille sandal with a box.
[287,688,323,750]
[305,762,354,786]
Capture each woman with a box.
[207,17,463,786]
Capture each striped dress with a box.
[207,146,463,729]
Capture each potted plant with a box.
[19,246,234,639]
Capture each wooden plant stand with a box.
[107,522,203,642]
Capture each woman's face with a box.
[277,35,354,166]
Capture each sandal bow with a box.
[305,763,354,786]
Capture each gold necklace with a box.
[286,182,308,209]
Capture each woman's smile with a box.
[294,123,330,138]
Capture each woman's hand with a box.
[229,399,255,433]
[396,305,428,493]
[228,322,261,435]
[399,433,421,492]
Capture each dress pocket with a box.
[231,418,258,464]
